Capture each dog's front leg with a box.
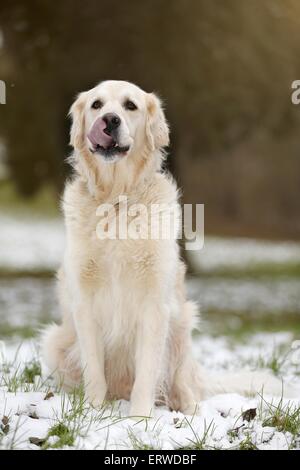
[130,302,169,417]
[73,294,107,408]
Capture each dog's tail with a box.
[201,369,300,399]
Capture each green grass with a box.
[179,418,217,450]
[0,324,38,339]
[0,258,299,449]
[1,358,45,393]
[261,398,300,437]
[238,433,258,450]
[0,269,55,279]
[191,263,300,280]
[254,345,295,376]
[40,388,120,450]
[225,397,300,450]
[201,310,300,339]
[1,302,300,343]
[21,360,42,384]
[1,354,300,450]
[126,429,155,450]
[44,422,76,448]
[3,310,300,342]
[0,179,60,218]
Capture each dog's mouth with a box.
[87,116,131,160]
[90,142,130,158]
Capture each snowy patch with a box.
[0,215,64,271]
[1,215,300,273]
[0,334,299,450]
[190,237,300,272]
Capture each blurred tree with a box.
[0,0,300,237]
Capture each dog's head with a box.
[69,80,169,164]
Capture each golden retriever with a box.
[42,80,298,417]
[41,80,202,416]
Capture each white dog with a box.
[42,80,298,416]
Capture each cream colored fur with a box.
[41,80,299,417]
[41,80,203,416]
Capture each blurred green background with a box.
[0,0,300,340]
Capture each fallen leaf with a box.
[2,425,9,434]
[29,437,47,447]
[242,408,257,422]
[1,416,9,426]
[44,391,54,400]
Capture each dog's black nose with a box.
[103,113,121,134]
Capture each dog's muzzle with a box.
[87,113,130,158]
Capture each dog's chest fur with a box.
[62,174,179,345]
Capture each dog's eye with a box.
[91,100,103,110]
[124,100,137,111]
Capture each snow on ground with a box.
[190,236,300,272]
[1,276,300,333]
[1,215,300,273]
[188,277,300,314]
[0,278,58,329]
[0,334,300,450]
[1,214,300,330]
[1,214,300,450]
[0,215,64,272]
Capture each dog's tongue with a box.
[87,117,113,149]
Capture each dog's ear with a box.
[69,92,88,149]
[146,93,169,151]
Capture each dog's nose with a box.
[103,113,121,134]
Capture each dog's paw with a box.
[85,382,107,409]
[129,402,153,420]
